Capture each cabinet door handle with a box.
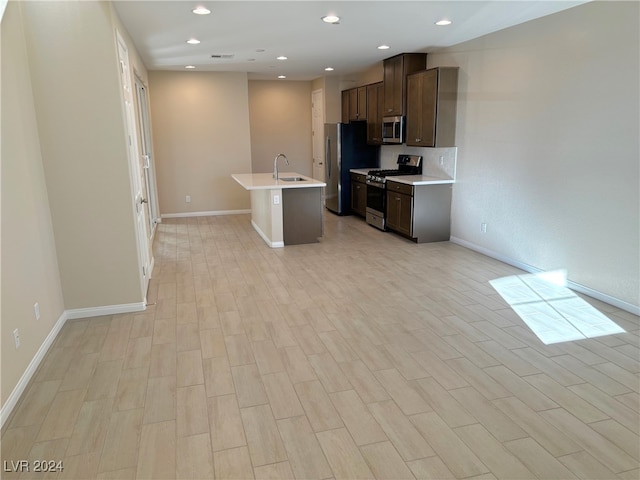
[416,138,421,142]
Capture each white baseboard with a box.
[251,220,284,248]
[1,300,148,429]
[65,302,146,320]
[161,209,251,219]
[450,236,640,315]
[1,311,68,429]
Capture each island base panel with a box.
[282,187,323,245]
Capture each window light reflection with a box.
[489,270,625,345]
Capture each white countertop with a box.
[387,175,455,186]
[349,169,454,186]
[232,172,326,190]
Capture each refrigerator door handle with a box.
[325,136,331,179]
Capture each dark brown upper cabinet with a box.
[349,86,367,121]
[341,90,350,123]
[341,86,367,123]
[383,53,427,116]
[366,82,384,145]
[406,67,459,147]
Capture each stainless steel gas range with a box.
[365,154,422,230]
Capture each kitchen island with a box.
[232,172,326,248]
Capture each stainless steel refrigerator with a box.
[325,122,379,215]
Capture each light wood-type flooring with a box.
[2,213,639,479]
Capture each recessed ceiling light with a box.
[185,65,196,69]
[322,15,340,24]
[278,75,286,79]
[192,6,210,15]
[435,19,452,26]
[377,45,390,50]
[276,56,288,60]
[325,67,334,71]
[186,38,201,45]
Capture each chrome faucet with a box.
[273,153,289,180]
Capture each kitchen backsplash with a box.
[380,145,457,180]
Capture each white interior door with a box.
[116,31,151,299]
[312,89,325,181]
[134,76,159,238]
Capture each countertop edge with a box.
[387,176,455,186]
[232,172,326,190]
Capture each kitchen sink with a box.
[280,176,307,182]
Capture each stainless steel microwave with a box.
[382,115,405,144]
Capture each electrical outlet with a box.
[273,194,280,205]
[13,328,20,349]
[34,302,40,321]
[185,195,191,203]
[481,222,487,233]
[439,155,445,166]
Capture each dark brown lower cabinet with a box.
[386,183,413,237]
[350,173,367,217]
[386,181,452,243]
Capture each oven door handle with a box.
[366,180,385,189]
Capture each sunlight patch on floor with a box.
[490,270,625,344]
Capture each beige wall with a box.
[338,63,384,93]
[354,62,384,87]
[1,1,66,410]
[148,75,311,216]
[312,76,342,124]
[428,1,639,309]
[20,0,142,309]
[110,3,148,85]
[248,81,313,176]
[149,71,252,215]
[1,0,151,417]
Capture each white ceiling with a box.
[113,1,588,81]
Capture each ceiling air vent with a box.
[211,54,235,59]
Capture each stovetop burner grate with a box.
[366,154,423,183]
[367,169,408,177]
